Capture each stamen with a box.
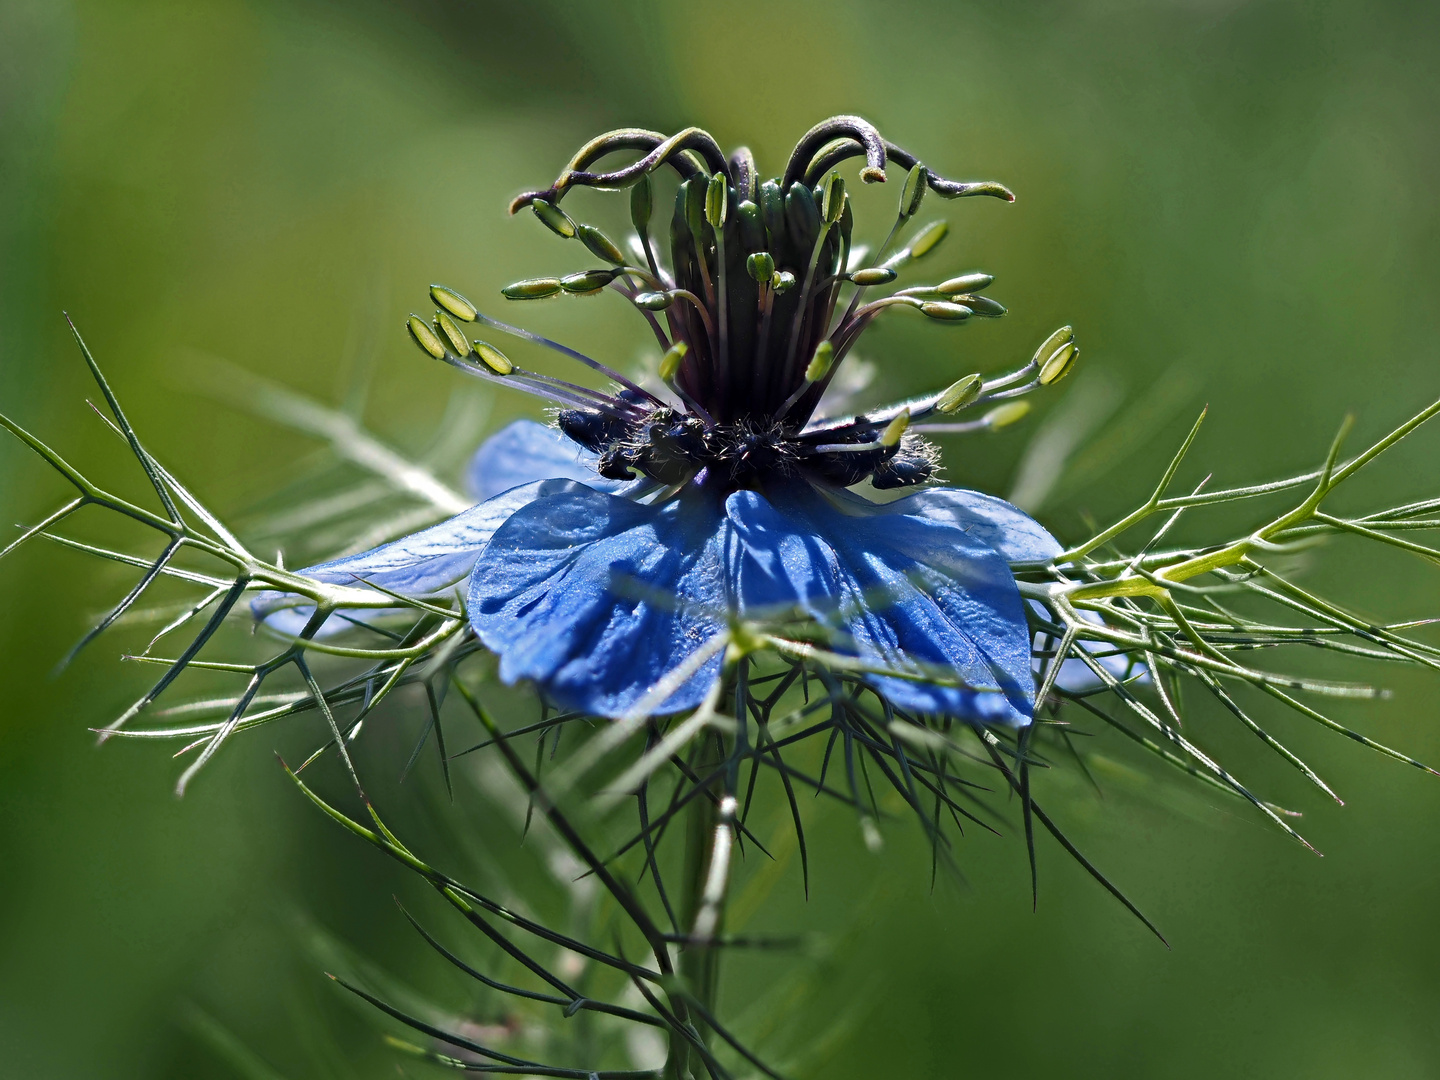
[918,399,1031,434]
[429,284,478,322]
[472,312,666,407]
[705,173,731,383]
[774,341,833,420]
[656,342,714,424]
[629,175,662,280]
[936,373,983,413]
[881,220,949,271]
[1036,326,1078,384]
[577,224,627,265]
[472,341,512,375]
[668,290,716,344]
[502,278,564,300]
[879,408,911,447]
[433,311,471,356]
[779,177,842,394]
[439,352,637,417]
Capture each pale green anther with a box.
[429,284,477,322]
[773,270,797,293]
[1039,341,1078,384]
[1033,324,1074,368]
[985,400,1031,428]
[634,291,674,311]
[936,373,983,412]
[920,301,972,321]
[474,341,514,375]
[848,267,897,287]
[958,295,1007,317]
[937,272,993,294]
[407,315,447,360]
[909,220,949,259]
[747,251,775,283]
[577,224,626,265]
[822,173,846,225]
[658,340,689,382]
[900,163,928,218]
[434,311,471,356]
[879,408,911,447]
[532,199,576,239]
[630,174,653,235]
[805,340,835,382]
[705,173,728,228]
[501,277,563,300]
[560,270,618,294]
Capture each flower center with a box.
[412,116,1079,493]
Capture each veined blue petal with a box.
[252,478,585,634]
[468,486,729,717]
[466,419,631,500]
[831,485,1062,564]
[728,482,1035,723]
[466,478,1040,723]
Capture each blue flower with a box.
[257,117,1070,726]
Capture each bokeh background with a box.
[3,1,1440,1076]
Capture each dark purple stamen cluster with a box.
[411,116,1075,494]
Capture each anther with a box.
[659,341,688,382]
[560,269,623,295]
[434,311,471,356]
[900,163,928,218]
[805,340,835,383]
[1034,326,1077,384]
[474,341,514,375]
[577,224,627,265]
[629,174,653,235]
[909,220,949,259]
[985,401,1031,428]
[937,272,993,294]
[430,284,478,322]
[848,267,897,286]
[920,301,973,321]
[634,291,674,311]
[937,373,983,412]
[879,408,911,447]
[502,278,564,300]
[407,315,447,360]
[957,295,1007,317]
[532,199,577,239]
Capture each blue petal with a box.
[833,485,1062,564]
[466,419,632,501]
[252,478,583,635]
[468,486,729,717]
[467,480,1039,723]
[727,483,1035,723]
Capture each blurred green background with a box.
[3,1,1440,1076]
